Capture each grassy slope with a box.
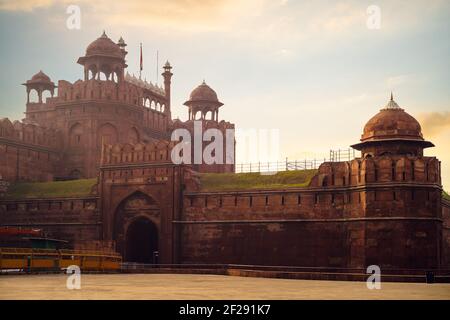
[444,191,450,201]
[199,170,317,192]
[4,178,97,199]
[3,173,447,200]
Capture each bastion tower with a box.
[350,94,442,268]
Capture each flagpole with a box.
[139,43,143,80]
[156,50,159,84]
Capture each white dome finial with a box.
[382,92,402,110]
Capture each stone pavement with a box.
[0,274,449,300]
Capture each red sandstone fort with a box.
[0,32,449,270]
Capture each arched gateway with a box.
[114,191,160,263]
[125,217,158,263]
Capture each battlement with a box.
[171,118,235,131]
[101,140,175,166]
[0,118,61,149]
[125,73,165,96]
[56,78,167,108]
[311,155,441,188]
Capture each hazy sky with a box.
[0,0,449,189]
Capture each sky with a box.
[0,0,449,189]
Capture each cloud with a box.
[0,0,54,11]
[0,0,264,32]
[418,111,450,137]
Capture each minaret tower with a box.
[162,61,173,118]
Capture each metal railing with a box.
[235,148,359,173]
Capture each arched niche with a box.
[97,123,118,147]
[69,123,83,147]
[127,127,140,144]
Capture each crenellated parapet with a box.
[0,118,62,150]
[0,118,62,182]
[171,118,234,131]
[311,155,441,188]
[125,73,165,97]
[101,140,176,166]
[57,77,166,106]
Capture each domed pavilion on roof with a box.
[351,94,434,157]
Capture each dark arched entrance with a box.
[114,191,160,263]
[125,217,158,263]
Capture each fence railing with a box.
[235,148,359,173]
[329,148,358,162]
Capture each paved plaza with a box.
[0,274,449,300]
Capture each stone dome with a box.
[30,70,52,83]
[85,31,123,59]
[186,81,222,105]
[361,95,423,142]
[351,94,434,154]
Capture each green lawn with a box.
[199,170,317,192]
[444,191,450,202]
[3,178,97,199]
[2,173,447,200]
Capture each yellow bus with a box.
[0,247,122,272]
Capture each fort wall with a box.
[442,200,450,267]
[0,118,61,182]
[0,196,104,250]
[179,155,443,269]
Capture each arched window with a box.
[99,72,108,81]
[29,89,39,103]
[41,90,52,103]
